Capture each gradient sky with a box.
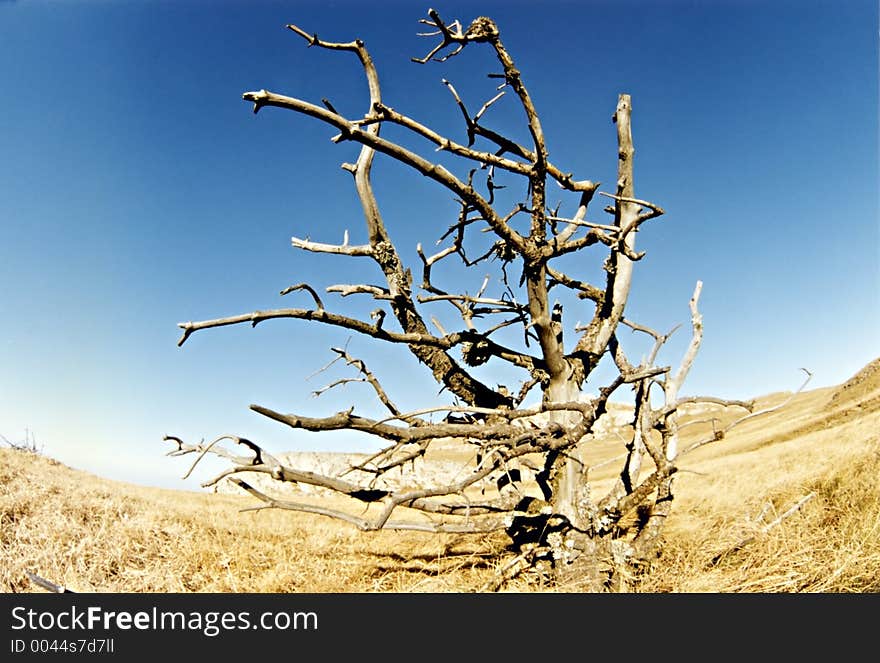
[1,0,877,490]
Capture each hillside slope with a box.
[2,359,878,592]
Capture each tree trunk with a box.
[544,374,609,590]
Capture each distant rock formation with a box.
[215,399,642,498]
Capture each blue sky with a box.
[1,0,877,490]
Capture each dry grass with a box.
[637,436,880,592]
[636,366,880,593]
[3,359,878,593]
[0,450,514,593]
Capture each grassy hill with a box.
[2,359,878,593]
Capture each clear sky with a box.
[1,0,877,490]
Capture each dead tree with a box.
[165,10,770,590]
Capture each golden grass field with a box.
[2,359,878,593]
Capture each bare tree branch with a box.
[290,233,374,257]
[27,572,74,594]
[177,307,450,348]
[680,368,813,456]
[326,283,391,299]
[279,282,325,310]
[710,492,816,565]
[573,95,641,365]
[324,346,404,418]
[367,101,532,175]
[243,89,528,254]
